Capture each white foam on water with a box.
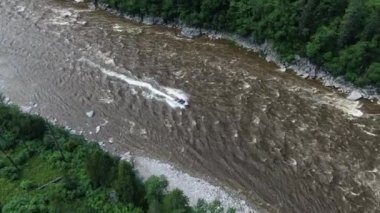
[164,87,190,108]
[49,8,77,26]
[354,123,378,137]
[80,58,189,109]
[95,51,116,66]
[112,24,123,32]
[289,85,364,117]
[363,130,377,137]
[322,95,364,117]
[21,105,33,113]
[99,97,114,104]
[16,6,25,13]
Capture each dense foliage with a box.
[0,98,235,212]
[99,0,380,88]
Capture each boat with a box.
[175,98,190,108]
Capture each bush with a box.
[17,115,47,140]
[147,199,161,213]
[15,149,31,165]
[194,200,236,213]
[0,167,20,180]
[366,63,380,85]
[162,189,190,213]
[40,138,53,151]
[64,138,80,152]
[62,175,87,199]
[86,150,118,187]
[0,132,17,150]
[20,180,36,191]
[0,160,6,169]
[115,161,137,204]
[0,105,19,136]
[2,197,49,213]
[0,105,46,143]
[144,176,168,203]
[46,152,63,163]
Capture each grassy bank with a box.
[0,97,234,212]
[97,0,380,88]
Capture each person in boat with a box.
[175,98,190,108]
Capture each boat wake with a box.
[79,57,190,109]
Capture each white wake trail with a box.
[80,58,188,108]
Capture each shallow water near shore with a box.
[0,0,379,212]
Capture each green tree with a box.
[199,0,229,29]
[147,199,162,213]
[115,161,137,204]
[86,150,117,187]
[298,0,320,39]
[162,189,190,213]
[361,9,380,40]
[2,197,49,213]
[365,62,380,85]
[194,200,235,213]
[161,0,178,21]
[0,135,20,170]
[338,0,368,47]
[14,115,46,141]
[306,23,339,62]
[144,176,168,203]
[327,41,371,78]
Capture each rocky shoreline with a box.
[1,95,257,212]
[94,1,379,102]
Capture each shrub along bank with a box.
[0,97,234,213]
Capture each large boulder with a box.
[347,90,363,101]
[180,27,202,39]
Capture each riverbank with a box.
[90,1,379,102]
[0,98,252,212]
[1,96,256,212]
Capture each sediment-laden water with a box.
[0,0,379,212]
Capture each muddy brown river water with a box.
[1,0,380,212]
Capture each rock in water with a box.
[181,27,201,39]
[347,90,363,101]
[95,126,101,134]
[86,110,95,118]
[4,97,10,104]
[301,73,309,79]
[21,105,32,113]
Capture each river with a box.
[0,0,379,212]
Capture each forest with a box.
[0,96,234,213]
[100,0,380,88]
